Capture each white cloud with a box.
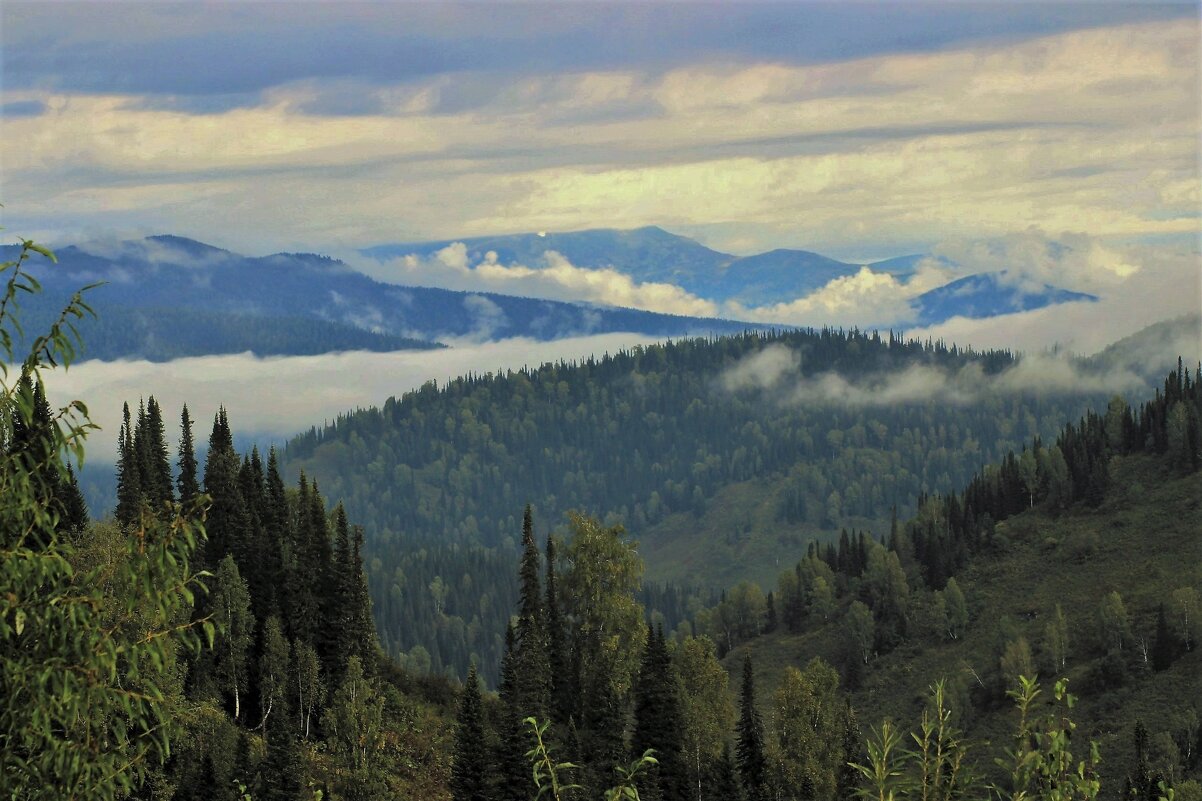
[2,18,1196,257]
[363,246,721,318]
[720,349,1153,408]
[906,246,1201,356]
[43,333,663,463]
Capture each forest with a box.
[281,329,1117,685]
[4,237,1200,801]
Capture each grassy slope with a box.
[640,477,888,590]
[724,453,1202,794]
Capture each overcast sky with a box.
[2,2,1199,261]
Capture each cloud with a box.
[905,245,1201,356]
[43,333,662,464]
[1,17,1196,257]
[720,348,1154,409]
[723,261,957,327]
[362,245,721,318]
[718,345,799,392]
[5,4,1185,101]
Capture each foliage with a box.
[0,238,210,799]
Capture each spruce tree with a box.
[177,403,200,507]
[203,408,250,568]
[514,504,550,720]
[347,523,377,669]
[140,396,174,514]
[59,464,89,532]
[494,623,531,801]
[632,625,686,801]
[115,401,143,527]
[736,655,767,801]
[451,664,490,801]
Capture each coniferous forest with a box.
[282,330,1115,685]
[4,236,1201,801]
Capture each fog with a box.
[45,333,660,463]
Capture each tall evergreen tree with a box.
[494,623,531,801]
[177,403,200,507]
[513,504,551,720]
[203,407,250,568]
[115,401,143,527]
[451,664,490,801]
[632,625,686,801]
[1152,603,1175,672]
[347,523,378,669]
[736,656,767,801]
[139,396,174,514]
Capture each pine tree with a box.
[494,623,531,801]
[632,626,685,801]
[451,664,490,801]
[177,403,200,507]
[203,408,250,568]
[347,523,377,669]
[514,505,551,721]
[140,396,174,514]
[736,656,767,801]
[115,401,143,527]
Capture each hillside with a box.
[280,328,1135,682]
[726,451,1202,795]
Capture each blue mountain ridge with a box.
[3,237,765,361]
[363,228,1089,319]
[912,272,1097,326]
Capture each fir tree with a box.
[1152,603,1175,671]
[451,664,490,801]
[736,655,767,801]
[632,625,686,801]
[513,504,550,720]
[494,623,531,801]
[140,396,174,514]
[203,408,250,568]
[177,403,200,507]
[115,401,143,527]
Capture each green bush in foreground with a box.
[0,238,210,800]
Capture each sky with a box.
[2,2,1199,260]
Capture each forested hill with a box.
[280,327,1130,682]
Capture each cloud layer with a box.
[1,10,1196,260]
[44,333,660,463]
[719,344,1175,410]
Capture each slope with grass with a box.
[726,451,1202,794]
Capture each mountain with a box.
[912,271,1098,325]
[363,227,1095,322]
[712,249,871,305]
[362,225,733,293]
[13,236,762,360]
[279,327,1136,683]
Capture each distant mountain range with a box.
[364,224,1096,315]
[7,235,762,361]
[5,226,1104,362]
